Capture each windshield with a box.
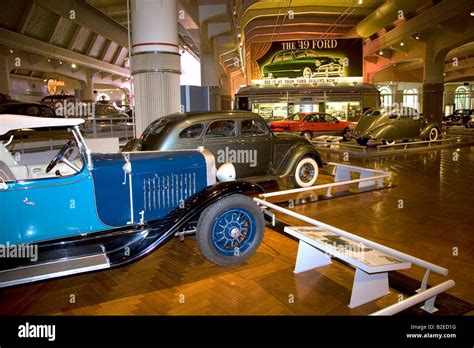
[143,118,169,136]
[362,109,381,117]
[1,127,85,181]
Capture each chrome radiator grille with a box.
[142,172,197,212]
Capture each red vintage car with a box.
[270,112,355,141]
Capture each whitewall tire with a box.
[294,157,319,188]
[382,139,396,145]
[428,127,439,141]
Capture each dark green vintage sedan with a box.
[352,107,442,146]
[262,49,343,79]
[124,111,324,188]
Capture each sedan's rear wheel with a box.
[294,157,319,188]
[382,139,396,145]
[427,127,439,141]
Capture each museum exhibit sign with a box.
[249,39,363,85]
[239,39,373,120]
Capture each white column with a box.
[0,56,11,96]
[130,0,181,137]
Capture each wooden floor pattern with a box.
[0,146,473,315]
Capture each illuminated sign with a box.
[251,77,363,87]
[250,39,363,84]
[47,78,66,95]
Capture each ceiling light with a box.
[59,60,63,64]
[47,58,51,62]
[400,41,404,47]
[358,0,363,4]
[71,63,77,68]
[239,42,243,47]
[9,49,13,54]
[414,33,420,40]
[470,11,474,16]
[379,50,383,55]
[237,33,241,38]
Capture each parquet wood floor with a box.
[0,146,472,315]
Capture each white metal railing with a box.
[371,280,455,316]
[254,198,449,277]
[82,117,134,141]
[261,162,389,199]
[327,161,386,173]
[256,198,453,314]
[313,137,463,154]
[374,137,462,151]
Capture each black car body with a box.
[0,102,58,117]
[443,109,473,126]
[0,93,19,105]
[124,111,324,187]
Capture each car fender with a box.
[370,124,398,140]
[122,138,142,151]
[277,143,323,177]
[419,122,441,138]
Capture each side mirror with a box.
[335,119,340,123]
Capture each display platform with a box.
[312,136,474,157]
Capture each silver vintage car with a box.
[352,107,441,146]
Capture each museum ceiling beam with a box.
[35,0,129,48]
[363,0,472,57]
[241,5,374,34]
[245,25,347,44]
[344,0,427,39]
[0,27,129,77]
[244,16,360,38]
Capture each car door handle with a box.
[23,197,36,206]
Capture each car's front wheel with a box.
[356,138,369,146]
[294,157,319,188]
[196,194,264,267]
[302,67,313,78]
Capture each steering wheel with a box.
[46,141,73,173]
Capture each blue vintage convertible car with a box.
[0,115,265,287]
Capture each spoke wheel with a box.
[196,194,264,266]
